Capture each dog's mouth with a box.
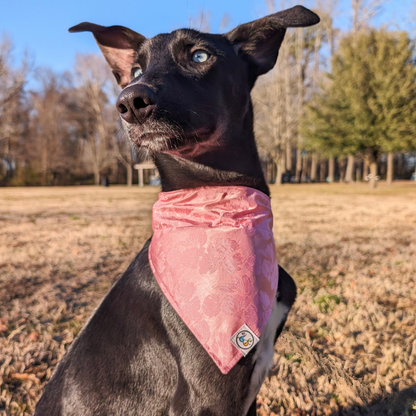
[121,117,215,156]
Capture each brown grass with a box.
[0,183,415,415]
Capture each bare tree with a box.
[294,26,306,182]
[310,13,322,182]
[253,0,323,184]
[189,10,212,33]
[189,9,231,34]
[115,120,134,186]
[253,0,305,185]
[73,54,117,185]
[253,27,298,185]
[0,35,29,183]
[310,0,340,183]
[29,69,75,185]
[352,0,387,33]
[219,14,232,32]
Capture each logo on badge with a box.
[231,324,259,356]
[236,331,254,349]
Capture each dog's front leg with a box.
[243,267,297,415]
[246,400,257,416]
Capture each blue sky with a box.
[0,0,414,76]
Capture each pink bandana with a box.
[148,186,279,374]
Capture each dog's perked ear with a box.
[226,5,319,81]
[69,23,146,88]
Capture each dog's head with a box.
[69,6,319,160]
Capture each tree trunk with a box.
[126,164,133,186]
[339,157,346,183]
[345,155,355,183]
[363,159,369,180]
[41,136,48,186]
[296,27,305,184]
[115,152,133,186]
[111,160,119,184]
[414,154,416,181]
[369,161,377,189]
[311,153,318,182]
[276,157,285,186]
[286,145,292,173]
[398,153,405,177]
[94,169,100,185]
[328,157,335,183]
[387,152,393,185]
[296,148,302,183]
[356,167,361,183]
[320,159,327,182]
[302,156,309,181]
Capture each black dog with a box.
[34,6,319,415]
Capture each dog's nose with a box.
[116,85,156,124]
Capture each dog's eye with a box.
[192,50,210,63]
[132,67,143,78]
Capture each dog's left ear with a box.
[226,5,319,80]
[69,23,146,88]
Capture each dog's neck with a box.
[153,109,269,196]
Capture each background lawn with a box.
[0,183,415,415]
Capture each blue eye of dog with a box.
[192,50,210,63]
[132,67,142,78]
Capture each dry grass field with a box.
[0,183,415,415]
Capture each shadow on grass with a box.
[331,385,416,415]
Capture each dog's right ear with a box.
[69,23,146,88]
[226,5,319,82]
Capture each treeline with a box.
[1,0,416,187]
[0,41,134,186]
[253,0,416,187]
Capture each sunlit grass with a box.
[0,183,415,415]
